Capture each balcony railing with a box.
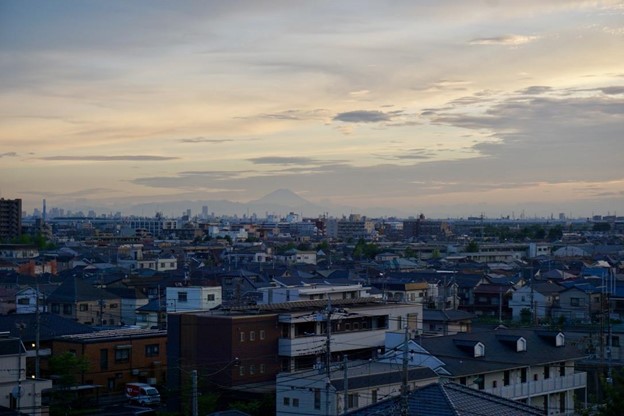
[279,328,388,357]
[484,372,586,399]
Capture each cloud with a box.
[254,109,330,121]
[247,156,320,165]
[0,152,18,158]
[333,110,392,123]
[469,35,540,45]
[39,155,179,161]
[178,137,234,144]
[517,86,552,95]
[600,86,624,95]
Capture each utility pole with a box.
[529,266,535,325]
[35,282,41,378]
[400,325,409,416]
[343,354,348,415]
[498,286,503,324]
[325,298,333,416]
[191,370,198,416]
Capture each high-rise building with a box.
[0,198,22,241]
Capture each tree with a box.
[49,352,90,388]
[465,241,479,253]
[597,369,624,415]
[48,352,91,414]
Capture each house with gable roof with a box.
[380,328,587,415]
[46,276,122,326]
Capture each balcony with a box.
[279,328,388,357]
[484,372,587,399]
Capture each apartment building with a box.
[0,198,22,241]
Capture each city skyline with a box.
[1,1,623,218]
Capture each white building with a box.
[165,286,222,313]
[15,288,46,314]
[276,361,437,416]
[0,332,52,415]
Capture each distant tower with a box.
[42,199,47,222]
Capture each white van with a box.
[125,383,161,406]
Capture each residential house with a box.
[53,328,167,393]
[370,280,428,304]
[165,285,222,312]
[0,332,52,416]
[509,281,565,322]
[276,361,438,416]
[0,313,96,380]
[135,297,166,330]
[15,287,47,314]
[422,309,474,336]
[384,328,587,415]
[463,284,512,320]
[346,382,544,416]
[552,283,601,324]
[258,282,371,305]
[46,276,122,326]
[105,286,149,326]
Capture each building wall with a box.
[53,334,167,393]
[0,199,22,241]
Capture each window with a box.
[544,365,550,379]
[249,365,256,375]
[207,294,215,301]
[17,298,29,305]
[145,344,159,357]
[100,349,108,370]
[115,348,130,363]
[371,389,378,403]
[347,393,359,409]
[459,377,466,385]
[492,380,497,388]
[521,368,527,383]
[260,330,265,340]
[178,292,188,302]
[109,303,118,309]
[63,304,72,315]
[283,397,290,406]
[570,298,580,307]
[533,373,538,381]
[240,332,245,342]
[612,336,620,347]
[79,304,88,311]
[51,304,60,313]
[314,389,321,409]
[559,362,565,376]
[250,331,256,341]
[504,370,510,386]
[292,398,299,407]
[239,366,245,376]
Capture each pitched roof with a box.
[0,313,97,341]
[346,382,544,416]
[46,276,119,303]
[417,328,586,377]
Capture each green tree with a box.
[597,369,624,415]
[547,225,563,241]
[465,241,480,253]
[49,352,90,387]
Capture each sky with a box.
[1,0,623,218]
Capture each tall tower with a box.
[42,199,47,222]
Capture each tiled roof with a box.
[46,276,119,303]
[0,313,97,341]
[346,382,544,416]
[418,328,586,377]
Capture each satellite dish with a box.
[11,386,24,399]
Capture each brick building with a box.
[52,329,167,394]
